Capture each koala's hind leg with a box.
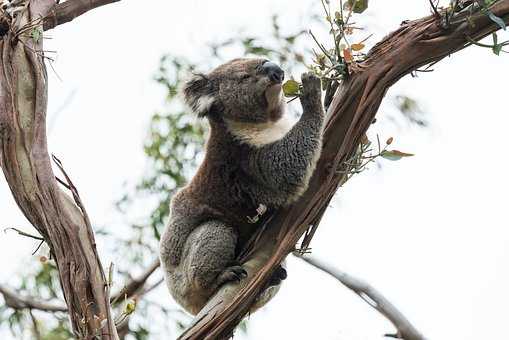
[185,220,246,297]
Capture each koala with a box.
[159,58,324,315]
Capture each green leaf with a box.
[30,27,42,43]
[492,32,503,55]
[282,79,300,97]
[346,0,369,14]
[381,150,414,161]
[487,10,506,30]
[493,44,503,55]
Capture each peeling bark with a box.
[0,1,119,338]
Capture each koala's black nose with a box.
[262,61,285,83]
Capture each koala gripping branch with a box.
[179,1,509,339]
[0,1,119,339]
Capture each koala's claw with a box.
[217,265,248,285]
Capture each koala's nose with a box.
[262,61,285,83]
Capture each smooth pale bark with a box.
[297,255,425,340]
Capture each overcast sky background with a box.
[1,1,509,339]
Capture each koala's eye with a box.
[240,73,251,80]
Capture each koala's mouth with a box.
[265,84,285,121]
[265,83,282,100]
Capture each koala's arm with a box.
[244,73,324,197]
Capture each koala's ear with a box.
[181,74,215,117]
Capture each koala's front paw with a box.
[301,72,321,100]
[300,72,323,114]
[217,265,248,285]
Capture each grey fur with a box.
[160,58,324,315]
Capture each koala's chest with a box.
[196,162,267,221]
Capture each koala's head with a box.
[181,58,286,123]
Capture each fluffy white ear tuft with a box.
[195,95,215,115]
[180,74,215,117]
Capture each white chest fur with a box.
[225,114,295,147]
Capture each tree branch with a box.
[43,0,120,31]
[179,1,509,339]
[0,284,68,313]
[0,258,161,315]
[110,259,160,304]
[296,255,425,340]
[0,1,120,338]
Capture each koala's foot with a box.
[217,265,248,286]
[267,264,287,287]
[250,266,286,313]
[300,72,323,112]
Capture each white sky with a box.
[1,1,509,339]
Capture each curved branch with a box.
[43,0,120,31]
[110,259,160,304]
[296,255,425,340]
[179,1,509,339]
[0,284,68,313]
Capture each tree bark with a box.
[179,1,509,339]
[0,0,119,338]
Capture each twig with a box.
[141,277,164,296]
[4,227,44,241]
[110,259,161,305]
[296,255,425,340]
[29,309,42,340]
[429,0,440,19]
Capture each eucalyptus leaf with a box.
[487,10,506,30]
[346,0,369,14]
[381,150,414,161]
[282,79,301,97]
[493,44,503,55]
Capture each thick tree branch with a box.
[43,0,120,31]
[179,1,509,339]
[0,284,68,313]
[0,1,120,338]
[297,255,425,340]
